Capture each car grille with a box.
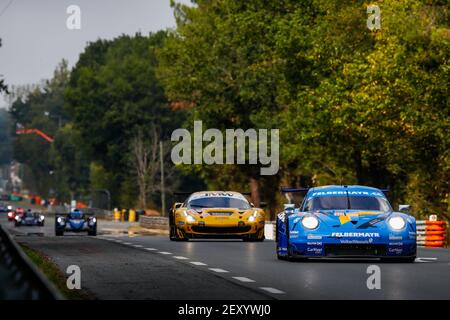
[207,212,234,216]
[324,244,386,257]
[191,226,251,233]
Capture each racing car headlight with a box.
[7,205,12,210]
[186,215,196,223]
[57,217,65,225]
[388,216,406,230]
[248,210,259,222]
[39,215,45,221]
[91,217,97,223]
[302,215,319,229]
[8,212,12,217]
[15,216,20,221]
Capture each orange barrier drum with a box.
[424,241,445,247]
[425,225,445,232]
[417,219,448,248]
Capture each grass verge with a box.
[19,243,94,300]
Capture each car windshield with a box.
[304,196,391,212]
[188,197,251,210]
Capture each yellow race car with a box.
[169,191,266,241]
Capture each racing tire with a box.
[382,256,416,263]
[243,232,265,242]
[169,225,177,241]
[171,226,188,241]
[88,226,97,236]
[277,253,288,260]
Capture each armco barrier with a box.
[139,216,277,239]
[0,225,62,299]
[140,215,169,229]
[417,220,448,248]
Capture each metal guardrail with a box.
[0,225,62,300]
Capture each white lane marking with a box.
[209,268,229,273]
[173,256,189,260]
[123,242,133,245]
[158,251,172,255]
[190,262,207,266]
[145,248,157,251]
[232,277,255,283]
[416,257,438,263]
[259,287,285,294]
[133,245,144,248]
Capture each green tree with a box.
[9,61,77,197]
[65,32,187,208]
[160,0,449,217]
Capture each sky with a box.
[0,0,191,108]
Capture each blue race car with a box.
[55,209,97,236]
[14,209,45,227]
[276,185,416,262]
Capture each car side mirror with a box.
[398,204,410,213]
[174,202,183,209]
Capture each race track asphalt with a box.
[1,212,449,300]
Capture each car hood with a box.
[305,210,390,228]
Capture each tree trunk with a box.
[249,176,260,207]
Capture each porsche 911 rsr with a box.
[55,209,97,236]
[15,210,45,227]
[277,185,416,262]
[169,191,265,241]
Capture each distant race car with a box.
[55,209,97,236]
[0,203,11,213]
[169,191,266,241]
[276,185,416,262]
[14,210,45,227]
[8,207,24,222]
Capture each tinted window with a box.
[304,196,391,212]
[188,197,251,209]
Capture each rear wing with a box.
[281,187,309,194]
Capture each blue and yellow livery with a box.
[276,185,416,262]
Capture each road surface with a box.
[1,212,449,299]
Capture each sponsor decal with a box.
[331,232,380,238]
[340,240,371,244]
[310,191,385,198]
[306,242,322,246]
[388,248,403,254]
[389,242,404,246]
[307,234,323,240]
[190,192,246,200]
[389,235,402,240]
[306,247,323,253]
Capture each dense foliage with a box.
[158,0,449,217]
[5,2,449,218]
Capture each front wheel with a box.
[170,225,188,241]
[382,256,416,263]
[88,226,97,236]
[169,225,177,241]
